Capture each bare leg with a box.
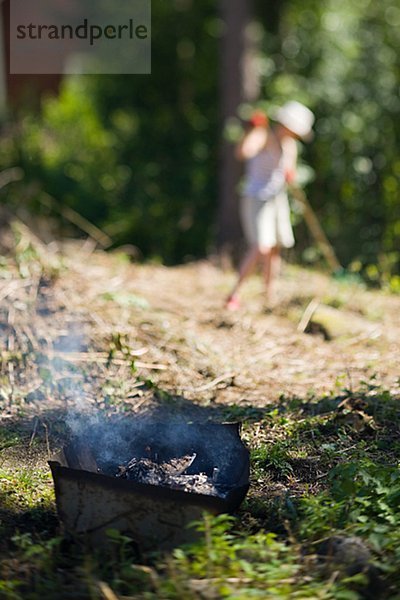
[272,246,281,279]
[262,245,280,301]
[261,247,272,291]
[226,245,260,303]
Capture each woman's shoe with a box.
[225,295,240,311]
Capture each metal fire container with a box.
[49,420,249,550]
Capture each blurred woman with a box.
[226,101,314,310]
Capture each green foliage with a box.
[15,77,123,230]
[264,0,400,283]
[299,461,400,555]
[162,514,337,598]
[3,1,219,264]
[1,0,399,276]
[252,443,294,478]
[11,533,62,570]
[0,468,54,511]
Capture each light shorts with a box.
[240,193,295,249]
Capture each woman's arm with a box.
[236,126,268,161]
[281,136,298,184]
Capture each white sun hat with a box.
[276,101,315,140]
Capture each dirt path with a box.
[1,243,399,424]
[48,246,400,411]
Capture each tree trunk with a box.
[217,0,256,260]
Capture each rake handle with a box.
[290,186,342,273]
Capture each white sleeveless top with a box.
[243,132,286,201]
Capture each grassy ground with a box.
[1,225,400,599]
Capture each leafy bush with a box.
[300,461,400,557]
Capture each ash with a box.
[115,454,229,498]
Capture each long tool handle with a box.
[290,186,342,273]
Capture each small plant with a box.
[251,443,294,479]
[157,514,350,598]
